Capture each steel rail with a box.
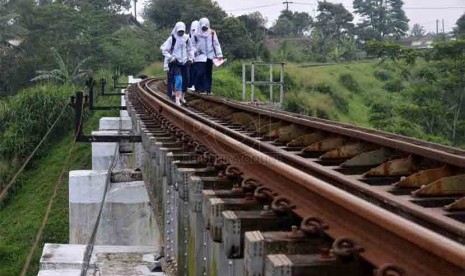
[193,93,465,167]
[146,80,465,241]
[133,79,465,276]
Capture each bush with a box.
[331,93,349,114]
[383,78,404,92]
[316,108,330,119]
[283,92,314,116]
[0,84,75,173]
[313,82,332,94]
[213,68,245,101]
[373,70,391,81]
[338,73,360,92]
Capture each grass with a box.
[0,89,119,275]
[285,61,389,126]
[141,60,390,127]
[141,62,165,78]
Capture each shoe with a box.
[187,86,195,92]
[175,96,181,106]
[180,96,186,104]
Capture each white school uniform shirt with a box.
[192,18,223,62]
[160,22,194,65]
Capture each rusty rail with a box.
[130,78,465,275]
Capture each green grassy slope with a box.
[141,60,389,127]
[285,62,388,126]
[0,94,119,276]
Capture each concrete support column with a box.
[69,170,108,244]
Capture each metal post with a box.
[251,63,255,102]
[113,74,118,89]
[280,63,284,107]
[242,63,246,102]
[75,92,84,139]
[88,82,94,110]
[100,78,106,96]
[269,64,273,103]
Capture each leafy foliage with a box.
[353,0,409,41]
[313,2,355,62]
[339,73,360,92]
[270,10,313,37]
[0,0,155,96]
[368,39,465,146]
[0,84,74,162]
[410,23,425,37]
[145,0,226,30]
[31,47,91,85]
[455,13,465,38]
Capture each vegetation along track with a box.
[128,78,465,276]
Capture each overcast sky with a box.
[136,0,465,33]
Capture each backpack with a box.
[170,34,190,54]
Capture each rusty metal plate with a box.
[365,156,416,177]
[320,143,377,160]
[287,132,327,147]
[304,137,345,152]
[395,166,453,188]
[445,197,465,210]
[412,174,465,197]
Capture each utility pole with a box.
[442,19,445,33]
[133,0,137,21]
[283,1,294,11]
[436,19,439,35]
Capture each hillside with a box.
[0,92,119,276]
[142,60,388,128]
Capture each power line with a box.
[404,6,465,10]
[226,3,281,13]
[225,1,465,14]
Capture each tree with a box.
[272,17,295,37]
[271,10,312,37]
[353,0,409,41]
[313,1,354,61]
[31,47,91,86]
[237,12,267,38]
[315,1,354,43]
[55,0,131,13]
[410,23,425,37]
[455,13,465,38]
[0,1,28,52]
[219,17,257,59]
[0,0,138,95]
[145,0,226,30]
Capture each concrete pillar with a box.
[121,92,129,118]
[99,117,132,131]
[91,130,118,170]
[128,75,142,84]
[69,170,108,244]
[97,180,159,246]
[69,171,159,247]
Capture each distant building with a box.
[402,33,455,50]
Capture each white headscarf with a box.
[197,17,211,37]
[171,22,187,39]
[190,20,199,37]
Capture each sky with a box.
[135,0,465,33]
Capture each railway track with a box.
[127,78,465,276]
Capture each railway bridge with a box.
[38,77,465,276]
